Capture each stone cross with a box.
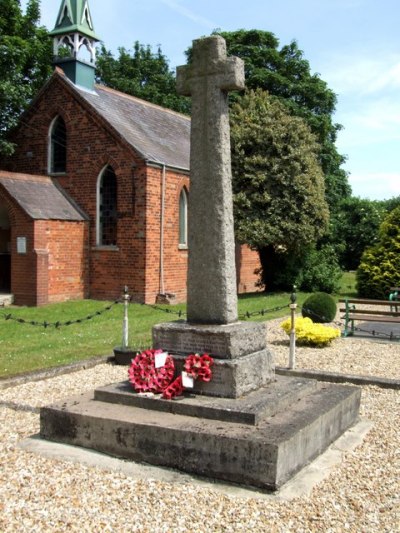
[177,36,245,324]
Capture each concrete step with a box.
[0,294,13,307]
[95,375,318,425]
[40,380,361,490]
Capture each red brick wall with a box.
[34,220,88,303]
[142,166,189,303]
[1,73,262,305]
[2,75,149,302]
[0,189,88,305]
[236,244,264,294]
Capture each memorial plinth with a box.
[152,320,274,398]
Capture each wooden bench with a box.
[339,298,400,337]
[389,287,399,313]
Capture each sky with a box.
[25,0,400,200]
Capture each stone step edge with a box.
[0,355,112,390]
[94,376,317,426]
[276,367,400,390]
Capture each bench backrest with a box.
[339,298,396,306]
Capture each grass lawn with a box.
[0,273,356,378]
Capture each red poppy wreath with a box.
[128,350,214,399]
[128,349,175,393]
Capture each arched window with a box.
[48,116,67,174]
[97,165,118,246]
[179,187,188,247]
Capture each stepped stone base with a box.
[40,376,361,490]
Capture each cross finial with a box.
[177,35,245,97]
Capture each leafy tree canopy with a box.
[96,42,190,114]
[356,206,400,298]
[212,29,352,211]
[231,89,329,250]
[332,196,387,270]
[0,0,52,155]
[230,89,334,290]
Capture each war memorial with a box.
[40,36,360,490]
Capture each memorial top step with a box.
[94,376,317,426]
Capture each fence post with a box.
[122,285,130,350]
[289,286,297,369]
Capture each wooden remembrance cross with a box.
[177,36,245,325]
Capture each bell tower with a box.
[50,0,100,90]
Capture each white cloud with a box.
[335,97,400,150]
[160,0,216,29]
[349,172,400,200]
[322,52,400,95]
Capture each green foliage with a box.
[356,206,400,299]
[302,292,337,323]
[96,42,190,114]
[231,89,329,254]
[296,245,342,293]
[215,29,351,212]
[259,244,341,293]
[281,316,340,346]
[0,0,52,155]
[382,195,400,213]
[331,197,387,270]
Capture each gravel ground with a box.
[0,321,399,532]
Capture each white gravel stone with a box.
[0,329,399,532]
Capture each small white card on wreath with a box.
[155,351,169,368]
[181,371,194,388]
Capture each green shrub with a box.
[356,206,400,299]
[263,245,342,293]
[281,317,340,346]
[296,245,342,293]
[301,292,337,323]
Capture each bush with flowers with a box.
[280,316,340,347]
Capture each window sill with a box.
[92,245,120,252]
[178,244,188,250]
[48,172,67,177]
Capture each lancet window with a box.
[97,165,118,246]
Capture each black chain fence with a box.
[0,300,120,329]
[1,292,399,340]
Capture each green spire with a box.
[50,0,101,89]
[50,0,100,41]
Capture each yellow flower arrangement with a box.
[281,316,340,347]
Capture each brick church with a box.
[0,0,261,306]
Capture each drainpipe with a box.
[159,164,166,295]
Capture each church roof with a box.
[0,172,87,221]
[74,82,191,171]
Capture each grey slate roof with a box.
[0,172,87,221]
[75,82,191,170]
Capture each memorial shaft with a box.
[177,36,245,324]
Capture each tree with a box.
[96,42,190,114]
[356,206,400,299]
[332,197,387,270]
[382,195,400,213]
[213,30,352,212]
[230,89,330,289]
[0,0,52,156]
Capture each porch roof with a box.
[0,171,87,221]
